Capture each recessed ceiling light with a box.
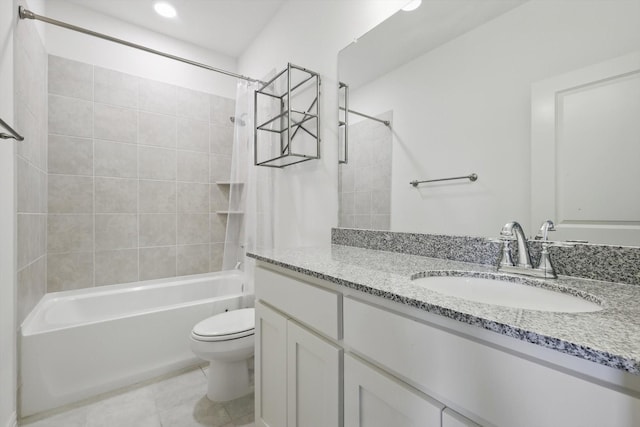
[154,2,177,18]
[402,0,422,12]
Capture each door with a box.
[344,353,443,427]
[255,302,287,427]
[442,408,480,427]
[286,320,342,427]
[531,51,640,245]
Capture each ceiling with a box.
[339,0,527,89]
[61,0,287,57]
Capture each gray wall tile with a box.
[17,213,46,269]
[94,140,138,178]
[139,112,176,148]
[355,191,372,215]
[94,103,137,143]
[49,95,93,138]
[95,249,139,286]
[49,175,93,213]
[138,146,176,181]
[17,256,46,323]
[139,180,176,213]
[210,185,230,212]
[177,214,209,244]
[139,246,176,280]
[176,87,209,121]
[139,80,176,115]
[210,95,235,125]
[177,244,209,276]
[95,214,138,250]
[43,57,239,291]
[210,124,234,155]
[139,214,176,247]
[48,55,93,101]
[177,118,208,152]
[211,214,227,243]
[94,67,138,109]
[177,151,209,183]
[178,182,209,213]
[210,243,224,272]
[48,214,94,253]
[210,154,231,183]
[47,251,94,292]
[95,177,137,213]
[48,135,93,176]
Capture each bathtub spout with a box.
[234,261,243,270]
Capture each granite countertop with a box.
[248,244,640,375]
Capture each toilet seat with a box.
[191,308,255,342]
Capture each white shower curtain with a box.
[222,80,274,279]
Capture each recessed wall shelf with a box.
[254,63,321,168]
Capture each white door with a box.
[255,302,288,427]
[442,408,480,427]
[531,51,640,245]
[286,320,342,427]
[344,353,443,427]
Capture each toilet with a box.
[190,307,255,402]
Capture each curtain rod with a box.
[18,7,266,85]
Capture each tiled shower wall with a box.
[338,111,392,230]
[47,55,235,291]
[14,9,48,323]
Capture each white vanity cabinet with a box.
[255,267,343,427]
[255,263,640,427]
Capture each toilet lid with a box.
[192,308,255,341]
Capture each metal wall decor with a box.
[254,63,321,168]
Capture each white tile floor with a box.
[19,365,255,427]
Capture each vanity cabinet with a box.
[255,263,640,427]
[255,267,342,427]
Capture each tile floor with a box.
[19,365,255,427]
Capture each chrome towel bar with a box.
[0,117,24,141]
[410,173,477,187]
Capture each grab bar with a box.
[410,173,477,187]
[0,117,24,141]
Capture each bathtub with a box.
[20,270,251,417]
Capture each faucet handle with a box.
[535,219,555,241]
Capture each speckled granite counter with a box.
[248,244,640,375]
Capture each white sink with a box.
[412,275,602,313]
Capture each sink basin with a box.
[412,275,602,313]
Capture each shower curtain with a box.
[222,80,274,278]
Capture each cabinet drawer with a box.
[255,266,342,340]
[344,353,443,427]
[344,296,640,427]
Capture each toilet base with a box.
[206,358,250,402]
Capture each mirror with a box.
[337,0,640,246]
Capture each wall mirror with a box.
[337,0,640,246]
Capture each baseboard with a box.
[4,412,16,427]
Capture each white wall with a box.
[0,1,16,425]
[238,0,406,248]
[349,0,640,238]
[35,0,238,97]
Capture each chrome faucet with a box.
[497,220,557,279]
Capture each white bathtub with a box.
[20,271,251,417]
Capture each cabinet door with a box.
[287,320,342,427]
[255,302,288,427]
[344,353,443,427]
[442,408,480,427]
